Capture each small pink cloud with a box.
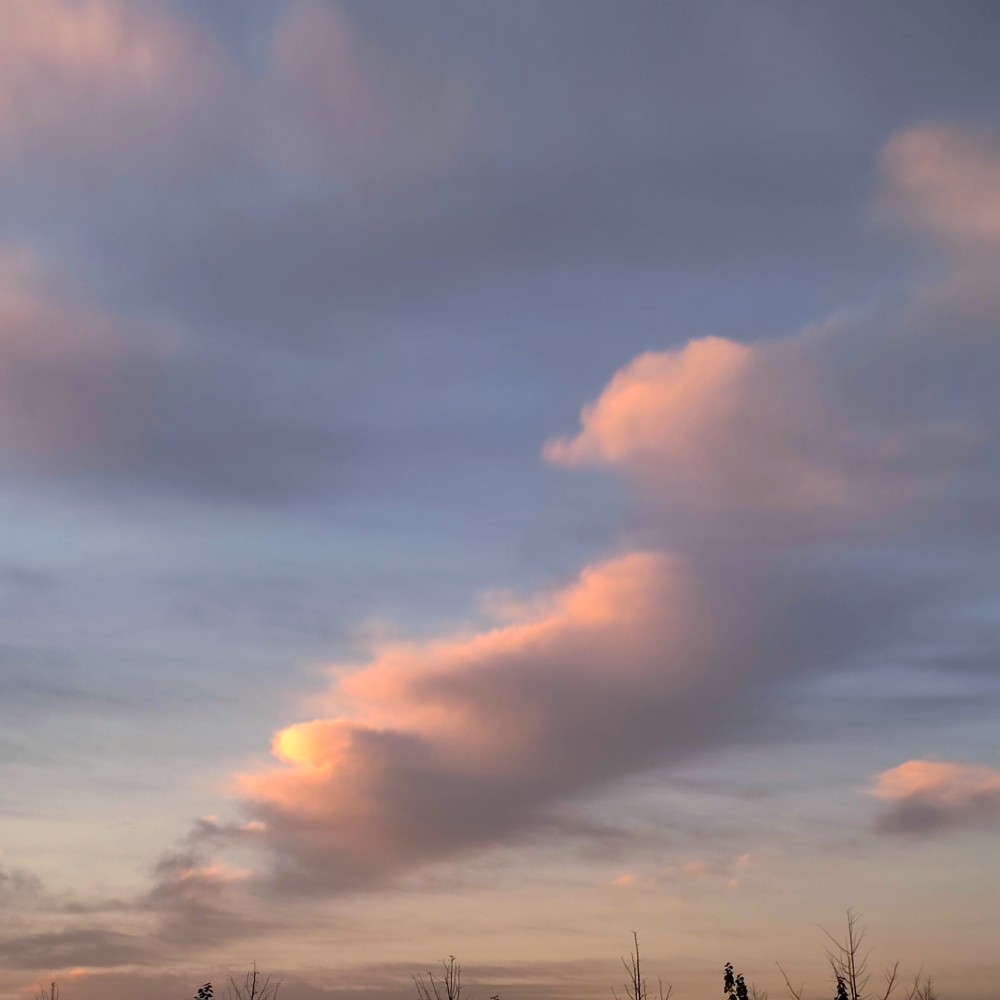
[681,859,709,876]
[869,759,1000,834]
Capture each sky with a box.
[1,1,1000,998]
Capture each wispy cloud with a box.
[0,0,238,180]
[0,246,164,469]
[881,124,1000,246]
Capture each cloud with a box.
[0,927,149,971]
[881,124,1000,246]
[870,759,1000,835]
[881,123,1000,316]
[543,327,979,539]
[198,122,1000,898]
[238,553,704,892]
[541,123,1000,543]
[144,850,256,948]
[0,862,45,907]
[0,0,239,180]
[262,0,471,183]
[0,0,470,186]
[0,247,163,469]
[233,542,914,896]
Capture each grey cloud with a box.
[143,850,261,949]
[870,759,1000,836]
[0,864,45,906]
[874,795,1000,836]
[0,928,150,970]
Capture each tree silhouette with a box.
[414,955,463,1000]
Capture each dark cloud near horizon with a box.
[0,928,150,971]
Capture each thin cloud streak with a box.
[0,246,164,468]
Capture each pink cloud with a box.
[0,0,238,179]
[542,330,963,534]
[218,123,1000,897]
[542,123,1000,536]
[238,552,733,891]
[0,0,471,185]
[881,125,1000,246]
[881,124,1000,316]
[870,759,1000,834]
[0,247,163,466]
[262,1,471,183]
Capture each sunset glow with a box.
[1,4,999,1000]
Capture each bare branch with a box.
[775,963,803,1000]
[879,961,900,1000]
[902,970,937,1000]
[227,962,279,1000]
[415,956,462,1000]
[822,910,874,1000]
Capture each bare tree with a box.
[902,971,938,1000]
[822,911,898,1000]
[614,933,672,1000]
[414,955,463,1000]
[227,963,280,1000]
[35,983,58,1000]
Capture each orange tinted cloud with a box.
[234,530,904,896]
[237,552,749,892]
[543,333,916,527]
[543,337,752,469]
[870,759,1000,834]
